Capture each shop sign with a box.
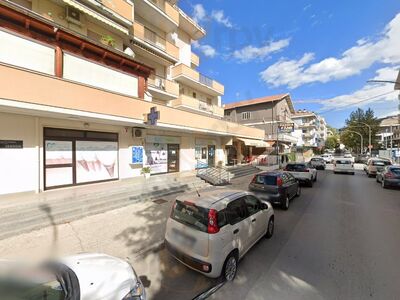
[146,107,160,126]
[131,146,144,165]
[195,138,216,145]
[146,135,180,144]
[0,140,23,149]
[278,123,294,133]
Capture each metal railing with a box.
[199,74,213,87]
[196,160,231,185]
[143,27,166,50]
[148,74,166,91]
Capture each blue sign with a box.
[146,107,160,126]
[132,146,144,164]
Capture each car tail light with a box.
[251,175,257,183]
[302,168,310,172]
[207,209,219,234]
[170,201,177,217]
[385,172,395,179]
[277,177,283,187]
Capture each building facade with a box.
[223,94,297,162]
[0,0,264,195]
[291,110,327,148]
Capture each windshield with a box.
[286,164,307,171]
[390,168,400,175]
[373,161,389,166]
[171,200,209,233]
[336,160,351,164]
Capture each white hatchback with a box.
[165,190,274,281]
[334,158,355,175]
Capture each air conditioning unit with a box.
[132,128,145,138]
[66,6,81,26]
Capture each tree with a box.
[325,135,339,149]
[340,108,380,153]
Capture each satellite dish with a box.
[124,47,135,58]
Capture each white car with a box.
[321,154,334,163]
[0,253,146,300]
[334,158,355,175]
[165,190,274,281]
[343,153,355,163]
[284,162,318,187]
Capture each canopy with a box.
[237,138,271,148]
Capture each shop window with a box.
[195,146,202,160]
[242,112,251,120]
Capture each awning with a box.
[237,138,271,148]
[62,0,129,35]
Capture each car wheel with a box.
[282,195,290,210]
[314,174,317,182]
[265,217,274,239]
[222,252,238,282]
[295,185,301,197]
[382,180,387,189]
[308,180,313,187]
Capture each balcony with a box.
[171,64,224,96]
[175,6,205,40]
[134,0,179,32]
[171,95,224,117]
[147,74,179,100]
[81,0,134,23]
[191,52,200,67]
[133,22,179,63]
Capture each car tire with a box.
[351,172,355,175]
[376,176,380,183]
[314,174,317,182]
[265,217,274,239]
[282,195,290,210]
[221,252,238,282]
[308,180,313,187]
[295,185,301,197]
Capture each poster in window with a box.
[131,146,144,165]
[145,143,168,174]
[76,141,118,183]
[45,140,73,165]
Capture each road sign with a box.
[278,123,294,133]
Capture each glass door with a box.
[44,140,74,189]
[167,144,180,173]
[208,145,216,167]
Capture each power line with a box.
[317,90,397,115]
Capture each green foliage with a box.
[325,135,339,149]
[141,166,151,174]
[341,108,380,153]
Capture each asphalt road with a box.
[135,165,400,300]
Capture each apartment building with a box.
[378,116,400,148]
[223,94,297,162]
[0,0,264,195]
[291,110,327,148]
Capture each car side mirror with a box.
[261,203,268,210]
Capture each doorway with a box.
[208,145,215,167]
[167,144,180,173]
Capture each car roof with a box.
[257,171,282,176]
[176,188,247,208]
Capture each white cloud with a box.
[192,41,217,58]
[303,67,399,112]
[192,4,206,23]
[211,10,233,28]
[232,38,291,63]
[260,13,400,89]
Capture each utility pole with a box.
[343,129,364,155]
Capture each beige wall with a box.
[0,113,39,195]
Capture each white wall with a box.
[176,28,191,66]
[0,113,39,195]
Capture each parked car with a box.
[365,158,392,177]
[309,157,326,170]
[355,154,370,164]
[343,153,355,163]
[0,253,146,300]
[284,162,318,187]
[321,154,334,163]
[249,171,300,210]
[376,165,400,188]
[333,158,355,175]
[165,190,274,281]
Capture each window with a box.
[226,198,248,225]
[244,195,261,215]
[254,175,277,186]
[241,112,251,120]
[171,201,209,233]
[207,98,212,105]
[201,147,207,159]
[193,92,197,98]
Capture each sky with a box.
[178,0,400,128]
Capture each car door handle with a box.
[252,219,256,223]
[233,229,239,234]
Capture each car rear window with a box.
[390,168,400,175]
[311,158,324,162]
[171,200,209,233]
[286,164,306,171]
[254,175,277,185]
[372,160,390,166]
[336,160,351,164]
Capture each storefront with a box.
[195,138,216,169]
[144,135,180,174]
[43,128,119,190]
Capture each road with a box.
[135,165,400,300]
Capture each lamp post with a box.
[356,122,372,155]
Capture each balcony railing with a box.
[199,74,213,88]
[171,95,224,117]
[147,74,179,96]
[133,22,179,59]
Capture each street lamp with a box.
[342,129,364,155]
[348,122,372,154]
